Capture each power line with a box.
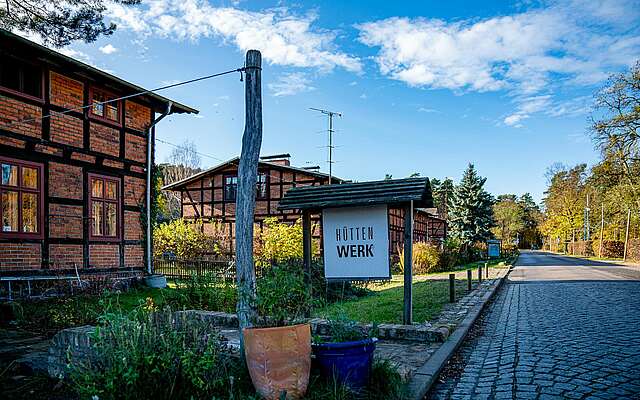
[2,67,245,129]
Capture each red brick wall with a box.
[49,72,84,109]
[125,133,147,163]
[0,95,42,138]
[49,244,83,269]
[89,123,120,157]
[125,176,145,206]
[49,204,83,239]
[125,101,151,131]
[50,113,83,147]
[49,162,83,200]
[124,211,143,240]
[89,244,120,268]
[0,243,41,270]
[0,136,26,149]
[124,245,144,268]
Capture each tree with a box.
[157,140,203,221]
[431,177,454,219]
[590,61,640,208]
[540,164,587,248]
[0,0,140,47]
[492,195,525,244]
[448,164,494,250]
[517,193,543,248]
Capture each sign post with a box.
[403,201,413,325]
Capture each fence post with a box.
[449,273,455,303]
[467,269,472,291]
[478,263,483,283]
[485,262,488,279]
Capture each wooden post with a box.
[236,50,262,346]
[467,269,472,291]
[403,201,413,325]
[624,209,631,261]
[449,273,455,303]
[478,263,482,283]
[302,210,313,299]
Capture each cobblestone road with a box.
[429,251,640,400]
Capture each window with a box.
[90,88,121,123]
[256,173,268,199]
[0,157,43,238]
[224,176,238,201]
[89,174,120,239]
[224,173,268,201]
[0,56,42,99]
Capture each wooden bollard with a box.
[467,269,472,291]
[485,262,489,279]
[478,263,483,283]
[449,273,456,303]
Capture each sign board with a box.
[487,239,501,258]
[322,205,390,280]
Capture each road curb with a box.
[407,265,512,400]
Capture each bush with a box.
[412,242,441,274]
[256,217,320,267]
[153,219,217,259]
[256,263,315,325]
[591,240,624,258]
[68,307,251,400]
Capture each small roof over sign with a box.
[278,177,433,211]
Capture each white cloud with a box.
[106,0,361,73]
[99,44,118,54]
[268,72,315,96]
[349,81,358,86]
[357,0,640,126]
[360,93,367,99]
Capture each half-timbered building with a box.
[162,154,447,257]
[0,30,197,291]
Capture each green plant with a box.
[256,217,319,267]
[164,272,237,313]
[316,311,377,343]
[396,242,441,274]
[255,263,314,326]
[153,218,216,259]
[68,306,253,400]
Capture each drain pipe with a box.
[146,101,172,275]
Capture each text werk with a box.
[335,226,375,258]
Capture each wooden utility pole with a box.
[624,209,631,261]
[599,204,604,258]
[403,201,414,325]
[236,50,262,344]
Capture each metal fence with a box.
[154,258,236,281]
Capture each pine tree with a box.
[448,164,494,247]
[431,177,454,219]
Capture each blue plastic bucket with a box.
[312,337,378,390]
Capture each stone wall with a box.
[48,325,96,379]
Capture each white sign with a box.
[322,205,390,280]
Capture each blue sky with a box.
[43,0,640,203]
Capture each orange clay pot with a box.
[243,323,311,400]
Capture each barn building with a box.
[0,30,197,295]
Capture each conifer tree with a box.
[448,164,494,248]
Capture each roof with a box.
[162,156,344,190]
[278,177,433,211]
[0,29,198,115]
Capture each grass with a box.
[315,258,512,324]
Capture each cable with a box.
[2,67,245,129]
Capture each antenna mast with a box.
[310,107,342,185]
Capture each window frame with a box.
[0,55,44,103]
[223,174,238,202]
[223,173,269,202]
[0,156,44,239]
[88,86,123,126]
[88,173,122,241]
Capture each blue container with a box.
[312,337,378,390]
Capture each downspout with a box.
[146,101,172,275]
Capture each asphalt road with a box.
[429,251,640,400]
